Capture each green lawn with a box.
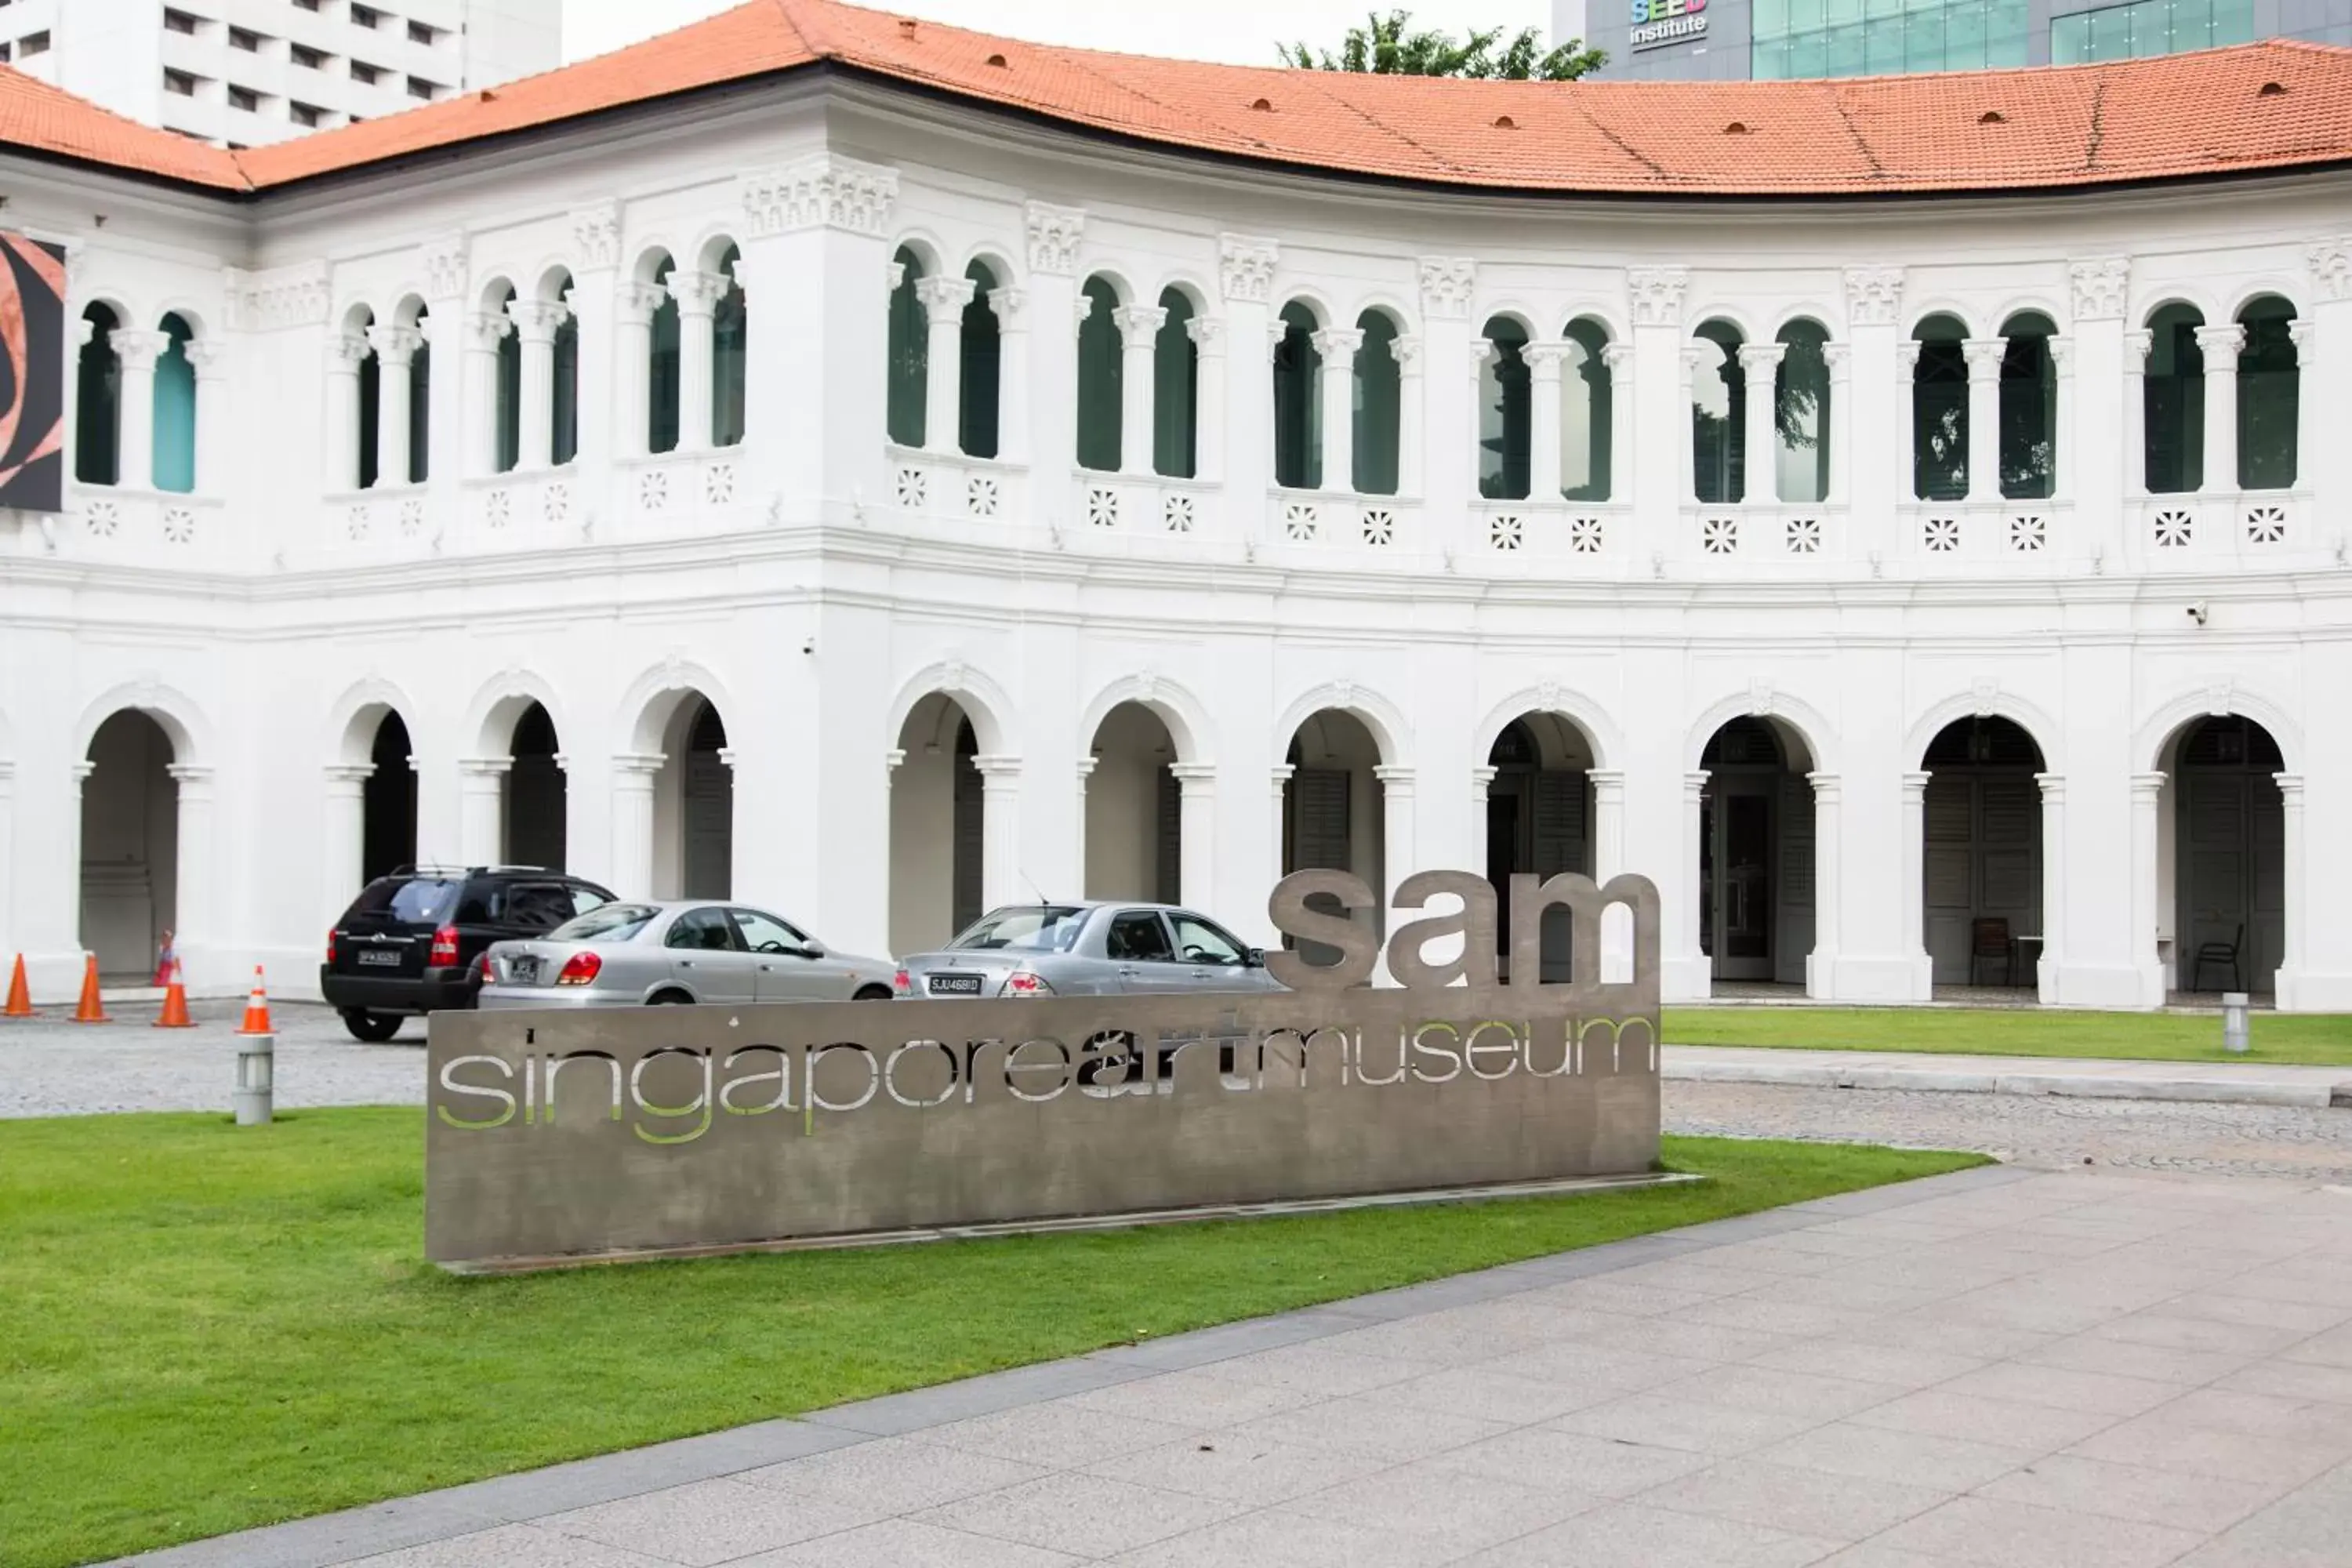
[1665,1005,2352,1065]
[2,1109,1980,1567]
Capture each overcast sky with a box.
[563,1,1559,69]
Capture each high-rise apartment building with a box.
[1562,0,2352,78]
[0,0,561,145]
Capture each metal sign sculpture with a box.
[0,234,67,514]
[424,869,1662,1269]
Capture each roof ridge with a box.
[771,0,837,59]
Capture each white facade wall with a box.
[5,78,2351,1009]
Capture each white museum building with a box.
[5,0,2352,1008]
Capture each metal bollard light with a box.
[234,1032,276,1125]
[2223,993,2250,1055]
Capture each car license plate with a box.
[357,949,401,968]
[510,959,539,985]
[928,974,982,996]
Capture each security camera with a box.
[2187,601,2209,626]
[801,637,816,655]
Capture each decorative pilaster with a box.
[1900,771,1933,998]
[1602,343,1633,508]
[322,763,375,927]
[1680,771,1711,993]
[1820,343,1851,505]
[2130,771,2167,1002]
[184,339,229,494]
[1374,766,1416,961]
[2123,328,2151,499]
[1805,772,1840,998]
[971,756,1023,913]
[1187,315,1226,482]
[166,764,216,974]
[1168,761,1218,911]
[1588,768,1626,884]
[322,332,369,492]
[1390,332,1422,495]
[2274,772,2304,993]
[456,757,511,866]
[2289,318,2316,491]
[608,752,666,900]
[1269,764,1294,892]
[1417,257,1475,516]
[2035,773,2066,1001]
[990,286,1030,463]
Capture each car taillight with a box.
[557,953,601,987]
[1001,971,1054,996]
[326,928,337,964]
[428,925,459,967]
[892,968,912,995]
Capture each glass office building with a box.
[1564,0,2333,80]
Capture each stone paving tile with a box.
[912,1403,1196,1468]
[1099,1507,1464,1567]
[1353,1366,1619,1426]
[1929,1360,2186,1417]
[1054,1367,1325,1430]
[1745,1338,1988,1391]
[1433,1428,1714,1498]
[1479,1338,1711,1396]
[1637,1456,1951,1541]
[1653,1363,1897,1422]
[1974,1452,2288,1534]
[1552,1391,1825,1457]
[1674,1294,1881,1338]
[1578,1313,1806,1365]
[1454,1501,1843,1568]
[1838,1313,2059,1362]
[2011,1330,2254,1386]
[1080,1435,1390,1507]
[2169,1459,2352,1567]
[1192,1342,1433,1398]
[2063,1406,2351,1486]
[726,1517,1080,1567]
[734,1437,1050,1514]
[1867,1495,2209,1568]
[2089,1309,2317,1358]
[1217,1393,1510,1463]
[2160,1290,2352,1333]
[913,1472,1249,1558]
[2214,1356,2352,1404]
[1273,1463,1603,1553]
[540,1477,882,1566]
[1845,1388,2124,1454]
[1749,1421,2032,1492]
[1512,1277,1713,1317]
[346,1524,675,1567]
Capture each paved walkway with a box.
[0,1001,419,1118]
[1665,1044,2352,1109]
[119,1158,2352,1568]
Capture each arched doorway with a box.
[361,711,416,883]
[1697,716,1815,986]
[1483,715,1597,983]
[2160,716,2285,997]
[1084,702,1181,902]
[651,698,731,898]
[891,695,985,955]
[1281,710,1385,960]
[1921,717,2044,991]
[505,702,565,870]
[82,711,177,979]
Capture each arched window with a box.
[712,245,746,449]
[490,284,521,474]
[1773,319,1830,504]
[1153,287,1198,479]
[1563,317,1611,503]
[352,307,380,491]
[1355,310,1400,495]
[960,259,1000,459]
[75,303,122,485]
[550,277,579,467]
[2238,295,2297,490]
[407,305,431,484]
[1998,311,2056,500]
[886,248,926,447]
[1692,319,1744,505]
[1912,313,1969,501]
[152,313,197,495]
[648,256,681,455]
[1076,274,1123,471]
[2143,303,2203,495]
[1479,315,1529,499]
[1272,301,1322,489]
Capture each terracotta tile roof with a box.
[6,0,2352,198]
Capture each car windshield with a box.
[549,903,659,942]
[950,906,1089,953]
[350,877,459,925]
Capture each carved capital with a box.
[366,323,425,365]
[987,285,1028,326]
[1185,314,1226,354]
[1602,342,1635,378]
[506,298,572,344]
[670,269,730,316]
[1896,339,1923,372]
[2194,323,2245,368]
[1025,201,1086,274]
[323,332,371,372]
[1388,330,1422,370]
[739,154,900,238]
[2068,256,2129,321]
[1736,342,1786,376]
[615,282,666,325]
[2309,238,2352,302]
[1520,343,1573,379]
[1309,326,1363,364]
[231,260,329,331]
[1840,265,1904,328]
[422,233,468,301]
[914,274,976,325]
[1962,337,2008,379]
[1219,234,1279,303]
[1111,303,1169,346]
[1417,256,1476,319]
[184,338,229,376]
[570,203,621,272]
[465,310,514,350]
[1627,265,1688,328]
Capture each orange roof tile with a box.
[5,0,2352,198]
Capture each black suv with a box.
[321,866,618,1041]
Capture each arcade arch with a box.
[891,693,989,955]
[2153,714,2288,996]
[79,710,181,978]
[1918,716,2045,989]
[1279,709,1388,956]
[1083,702,1181,903]
[1696,715,1817,986]
[1481,713,1599,983]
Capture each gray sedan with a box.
[479,900,897,1009]
[894,902,1284,1000]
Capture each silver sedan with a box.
[479,900,897,1009]
[894,902,1284,1000]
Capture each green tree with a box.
[1281,9,1604,79]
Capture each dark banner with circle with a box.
[0,233,66,514]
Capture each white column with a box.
[971,756,1022,912]
[2122,329,2151,498]
[2275,772,2305,996]
[1385,332,1422,496]
[168,764,215,981]
[457,758,510,866]
[1589,768,1626,882]
[1627,267,1688,535]
[1469,341,1497,491]
[322,764,372,927]
[2036,772,2067,1003]
[2047,336,2074,503]
[1680,771,1710,996]
[1374,765,1415,957]
[1112,303,1167,477]
[613,283,662,459]
[1806,771,1840,998]
[110,328,167,492]
[1679,344,1708,503]
[463,313,509,476]
[991,286,1029,463]
[1740,342,1784,506]
[186,339,229,495]
[1072,758,1097,895]
[1186,317,1225,481]
[323,332,366,492]
[1963,337,2005,503]
[1417,256,1475,519]
[0,761,15,964]
[2290,320,2317,491]
[1525,343,1567,500]
[1900,771,1931,997]
[507,299,568,471]
[916,275,973,456]
[1603,343,1634,507]
[609,753,664,899]
[1822,343,1851,504]
[2131,771,2166,1003]
[368,325,422,488]
[1171,762,1218,912]
[1470,766,1497,871]
[1896,340,1923,499]
[673,270,728,453]
[2197,323,2243,494]
[1269,764,1294,890]
[1313,327,1362,494]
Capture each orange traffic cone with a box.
[4,954,34,1017]
[70,953,110,1024]
[153,960,195,1029]
[235,965,274,1036]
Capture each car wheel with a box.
[853,985,894,1001]
[342,1009,403,1044]
[648,989,693,1005]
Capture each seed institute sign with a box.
[424,869,1664,1269]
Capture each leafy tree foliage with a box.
[1281,9,1604,80]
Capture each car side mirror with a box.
[1244,947,1266,968]
[796,943,825,960]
